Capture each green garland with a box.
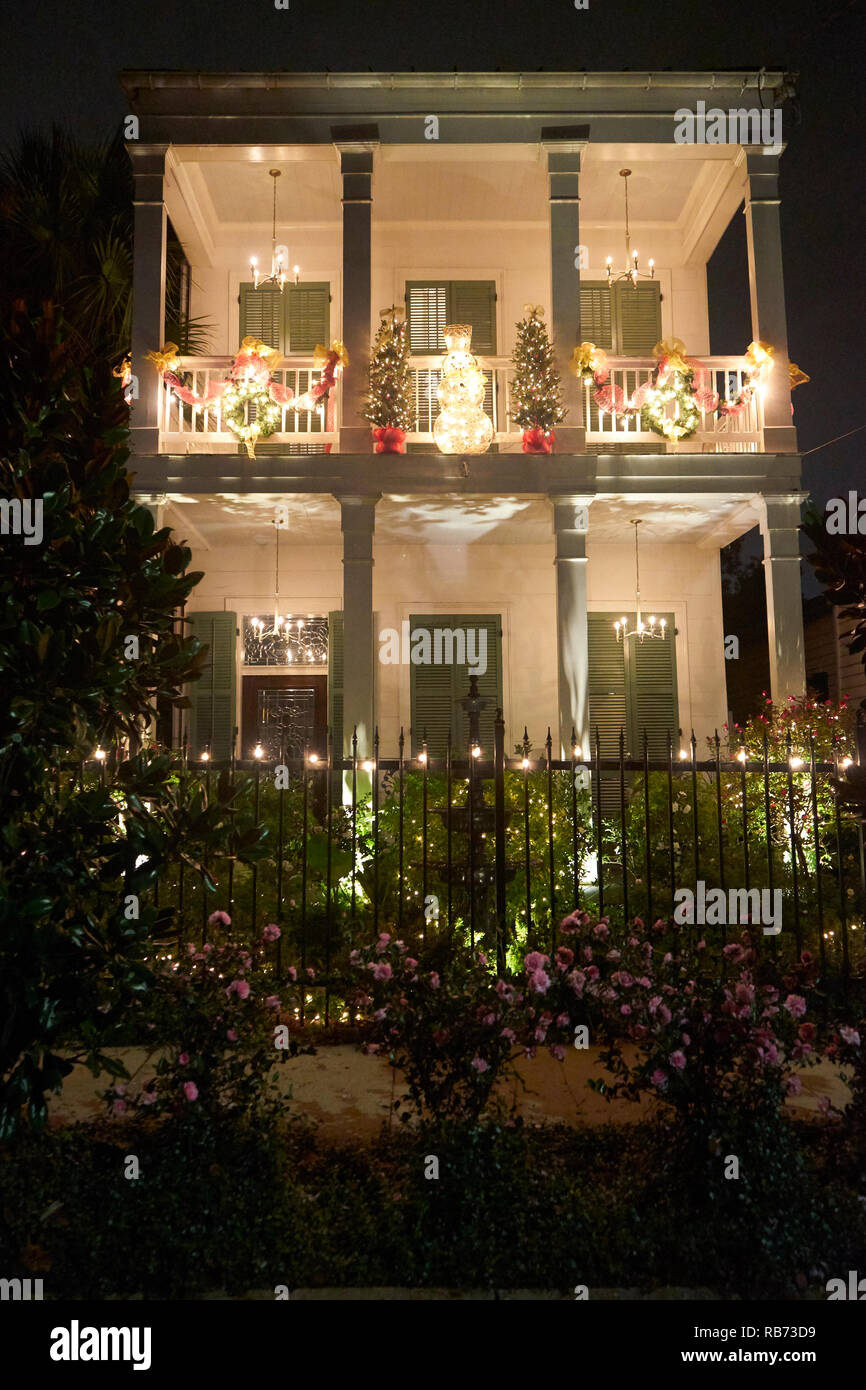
[641,367,700,441]
[222,380,282,448]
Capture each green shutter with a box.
[186,611,237,761]
[626,613,678,758]
[450,282,497,353]
[587,614,628,758]
[406,283,448,352]
[287,282,330,353]
[614,282,662,355]
[238,283,284,349]
[327,611,344,762]
[579,283,614,352]
[410,614,503,759]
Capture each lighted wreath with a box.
[221,349,283,451]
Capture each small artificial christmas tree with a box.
[364,307,415,452]
[510,306,566,452]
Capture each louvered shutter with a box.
[327,611,344,763]
[406,283,448,352]
[627,614,678,758]
[587,614,629,817]
[409,614,503,759]
[238,283,284,349]
[186,611,237,761]
[287,282,330,353]
[588,614,628,757]
[579,284,614,352]
[615,282,662,355]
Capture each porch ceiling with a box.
[167,141,744,258]
[163,492,758,550]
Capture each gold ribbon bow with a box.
[379,304,406,325]
[570,342,607,378]
[314,340,349,370]
[789,362,810,390]
[145,342,181,374]
[239,336,282,372]
[112,353,132,383]
[523,303,546,318]
[652,339,689,373]
[745,340,775,377]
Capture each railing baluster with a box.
[595,726,605,920]
[372,727,379,936]
[713,729,725,947]
[643,729,652,927]
[546,727,556,951]
[809,731,825,973]
[667,731,675,922]
[523,728,532,938]
[571,727,580,912]
[300,740,309,1025]
[398,727,405,934]
[446,730,453,933]
[785,730,802,955]
[422,731,429,941]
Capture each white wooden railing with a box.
[158,354,763,453]
[582,356,763,452]
[159,356,340,452]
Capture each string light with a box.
[433,325,493,455]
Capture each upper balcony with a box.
[125,71,799,475]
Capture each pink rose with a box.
[529,969,551,995]
[226,1028,237,1041]
[262,923,281,942]
[286,967,297,981]
[650,1069,667,1088]
[111,1099,127,1116]
[669,1050,686,1070]
[372,962,393,981]
[183,1082,199,1101]
[784,994,806,1018]
[549,1044,566,1062]
[471,1056,489,1074]
[266,996,281,1010]
[500,1027,516,1042]
[840,1026,861,1047]
[178,1053,190,1066]
[208,911,231,927]
[524,951,548,974]
[482,1013,497,1026]
[429,972,440,989]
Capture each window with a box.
[408,614,503,759]
[405,280,498,441]
[238,282,330,355]
[587,613,679,761]
[579,281,662,356]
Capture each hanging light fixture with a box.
[249,170,299,291]
[605,170,655,289]
[269,513,287,635]
[614,520,667,644]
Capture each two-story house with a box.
[122,69,805,774]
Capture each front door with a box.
[241,674,327,762]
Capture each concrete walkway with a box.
[47,1044,850,1140]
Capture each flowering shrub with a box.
[555,909,819,1140]
[105,917,304,1124]
[824,1005,866,1180]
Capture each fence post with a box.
[494,708,507,976]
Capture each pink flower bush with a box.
[262,923,281,942]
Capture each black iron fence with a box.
[147,710,866,1021]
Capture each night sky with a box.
[2,0,864,513]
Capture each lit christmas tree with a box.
[510,306,566,452]
[364,307,414,451]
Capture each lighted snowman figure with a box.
[432,324,494,454]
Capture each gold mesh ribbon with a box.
[523,303,546,318]
[144,342,181,374]
[314,340,349,369]
[652,339,689,373]
[789,362,810,390]
[570,342,607,378]
[745,340,775,377]
[239,336,282,372]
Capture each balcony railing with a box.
[158,356,340,452]
[583,356,764,452]
[157,354,763,453]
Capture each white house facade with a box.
[122,69,806,770]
